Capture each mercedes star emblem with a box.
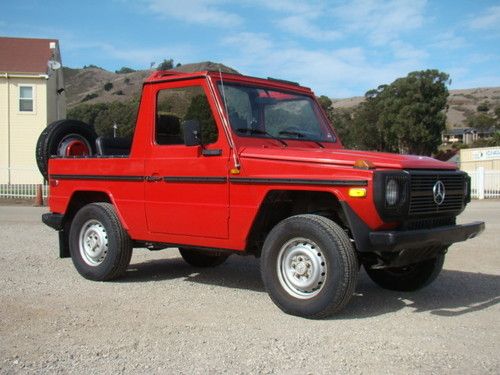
[433,180,446,205]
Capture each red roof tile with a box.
[0,37,60,74]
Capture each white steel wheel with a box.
[69,203,133,281]
[277,238,327,299]
[261,214,358,319]
[79,219,109,266]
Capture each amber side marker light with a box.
[349,188,367,198]
[354,159,375,169]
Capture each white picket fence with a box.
[0,183,48,199]
[469,167,500,199]
[0,168,48,199]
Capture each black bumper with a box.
[340,202,485,253]
[42,213,64,231]
[368,221,485,252]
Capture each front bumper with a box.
[340,202,485,254]
[368,221,485,252]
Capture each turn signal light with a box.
[348,188,367,198]
[354,159,375,169]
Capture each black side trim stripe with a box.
[229,177,368,186]
[50,174,144,182]
[50,175,367,187]
[163,176,227,183]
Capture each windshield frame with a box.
[216,80,337,144]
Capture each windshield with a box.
[217,82,336,143]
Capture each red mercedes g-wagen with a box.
[39,70,484,318]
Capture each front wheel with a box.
[364,253,445,291]
[69,203,133,281]
[261,215,358,319]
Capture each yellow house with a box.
[0,37,66,184]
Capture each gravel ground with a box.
[0,200,498,374]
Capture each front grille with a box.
[409,172,466,215]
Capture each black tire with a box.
[179,248,229,267]
[364,254,445,292]
[36,119,97,180]
[69,203,133,281]
[261,215,358,319]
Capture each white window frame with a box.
[19,85,35,113]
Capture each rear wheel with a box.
[36,119,97,180]
[261,215,358,319]
[69,203,132,281]
[179,248,229,267]
[364,253,445,291]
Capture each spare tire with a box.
[36,119,98,180]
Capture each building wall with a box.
[460,147,500,173]
[46,67,66,123]
[0,78,9,183]
[0,76,48,184]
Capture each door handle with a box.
[146,175,162,182]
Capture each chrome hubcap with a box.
[277,238,327,299]
[79,219,108,266]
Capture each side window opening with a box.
[156,86,218,145]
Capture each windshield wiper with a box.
[279,130,325,148]
[236,128,288,147]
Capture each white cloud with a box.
[390,41,428,61]
[468,5,500,30]
[332,0,427,45]
[67,40,194,68]
[251,0,320,16]
[145,0,243,28]
[221,32,424,97]
[430,31,467,50]
[276,15,342,41]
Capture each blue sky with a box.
[2,0,499,97]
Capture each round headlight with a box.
[385,179,399,206]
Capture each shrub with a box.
[115,67,136,74]
[81,93,99,102]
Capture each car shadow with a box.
[120,254,500,318]
[122,254,265,293]
[337,269,500,319]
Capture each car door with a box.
[144,79,230,239]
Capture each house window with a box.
[19,86,34,112]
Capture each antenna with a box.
[219,69,230,121]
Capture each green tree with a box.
[494,106,500,119]
[157,59,174,71]
[348,70,450,155]
[477,101,490,112]
[468,112,496,130]
[184,95,218,144]
[68,99,140,137]
[317,95,332,111]
[104,82,113,91]
[325,107,355,147]
[115,67,136,74]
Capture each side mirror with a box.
[182,120,201,146]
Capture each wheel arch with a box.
[58,190,126,258]
[245,189,350,256]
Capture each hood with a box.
[239,147,456,170]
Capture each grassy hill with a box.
[64,64,499,130]
[332,87,500,129]
[63,62,239,108]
